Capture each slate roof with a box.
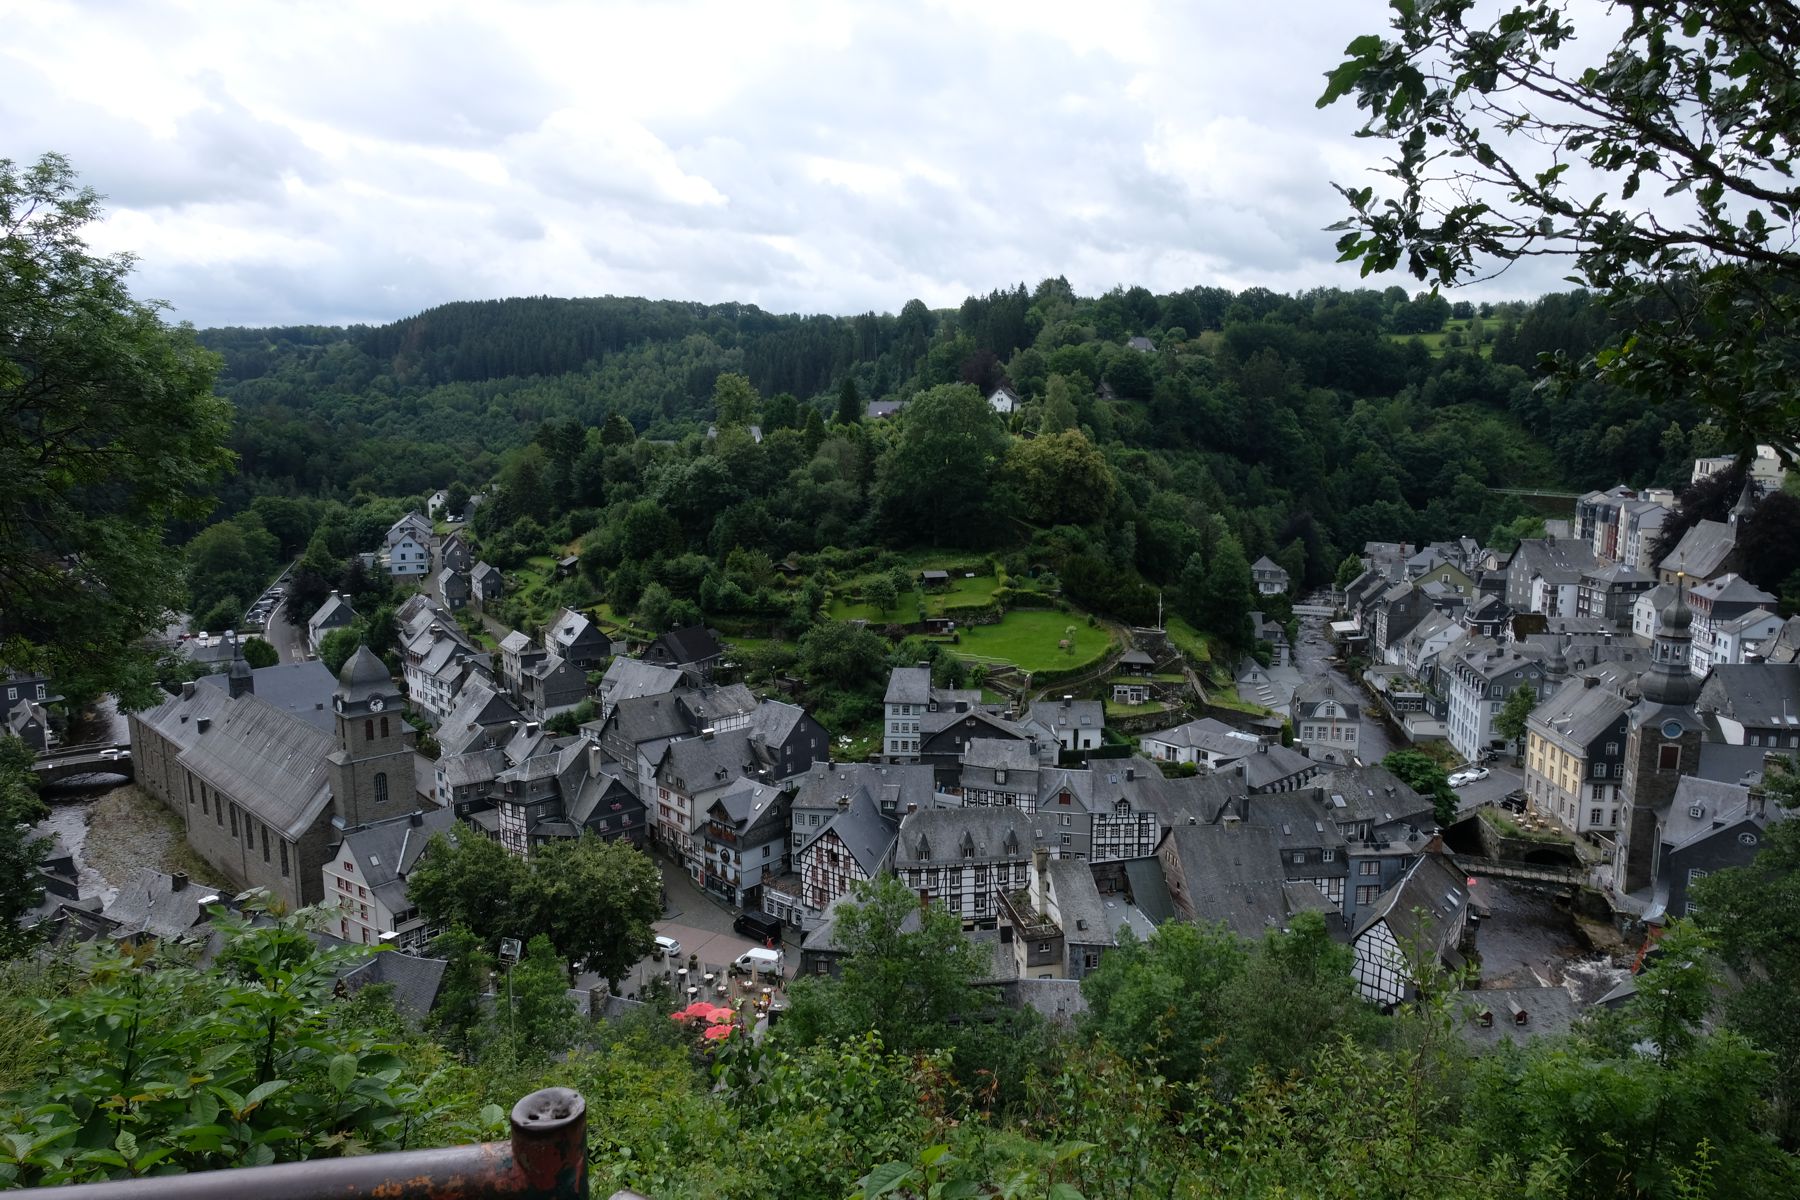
[171,692,335,840]
[661,729,761,793]
[1696,663,1800,729]
[472,561,503,587]
[1529,676,1635,755]
[745,698,811,756]
[198,660,338,733]
[1694,741,1781,787]
[1718,607,1781,635]
[684,683,759,729]
[1158,823,1293,939]
[435,682,521,756]
[1660,519,1736,579]
[1691,573,1776,607]
[438,747,506,790]
[1309,765,1437,829]
[1045,858,1109,942]
[308,593,358,639]
[1025,698,1104,738]
[1458,987,1583,1052]
[337,647,393,706]
[802,788,897,876]
[327,943,447,1022]
[710,776,784,830]
[788,761,940,818]
[884,666,932,706]
[438,567,469,597]
[1229,792,1350,865]
[1234,743,1322,792]
[1514,537,1599,584]
[1121,856,1177,924]
[600,658,683,709]
[103,868,228,941]
[962,737,1041,773]
[606,693,694,747]
[895,806,1040,866]
[650,625,723,666]
[1353,853,1467,950]
[1141,717,1264,757]
[1661,777,1774,852]
[331,808,458,914]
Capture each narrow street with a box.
[1291,603,1395,764]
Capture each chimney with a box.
[524,721,540,737]
[1061,695,1072,708]
[409,811,424,827]
[1584,675,1599,688]
[196,718,211,733]
[837,794,851,811]
[1125,766,1136,782]
[1033,845,1050,914]
[171,872,188,892]
[702,727,715,741]
[181,682,196,700]
[905,801,918,815]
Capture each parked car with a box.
[653,934,682,959]
[734,910,783,944]
[1448,766,1491,788]
[1501,791,1528,814]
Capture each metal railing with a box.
[15,1088,646,1200]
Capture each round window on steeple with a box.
[1661,719,1685,739]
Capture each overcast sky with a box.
[4,0,1558,329]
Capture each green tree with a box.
[1333,552,1364,592]
[1320,3,1800,459]
[713,371,759,428]
[1382,749,1456,827]
[443,481,470,517]
[1079,920,1248,1088]
[1493,684,1537,763]
[315,627,365,678]
[0,154,234,709]
[864,576,898,616]
[0,737,48,957]
[429,924,490,1060]
[528,836,662,990]
[1692,756,1800,1145]
[835,376,862,426]
[781,875,985,1055]
[405,832,531,949]
[599,412,636,446]
[796,621,889,692]
[0,901,429,1186]
[491,934,580,1066]
[1039,373,1079,434]
[240,637,279,669]
[1003,429,1118,525]
[874,384,1009,545]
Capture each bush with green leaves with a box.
[0,903,434,1186]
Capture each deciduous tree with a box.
[0,154,234,708]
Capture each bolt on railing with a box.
[13,1088,646,1200]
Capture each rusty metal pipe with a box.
[15,1088,623,1200]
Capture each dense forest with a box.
[180,281,1727,661]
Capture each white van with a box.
[732,947,784,976]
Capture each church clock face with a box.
[369,696,385,712]
[1661,718,1684,739]
[333,695,344,713]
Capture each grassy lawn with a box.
[1105,698,1172,719]
[952,610,1115,674]
[1207,685,1272,716]
[828,573,1011,622]
[1164,616,1214,667]
[1386,318,1495,359]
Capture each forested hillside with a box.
[185,283,1726,645]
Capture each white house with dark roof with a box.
[895,806,1045,927]
[1350,852,1470,1009]
[323,807,458,952]
[987,385,1021,414]
[1024,696,1104,752]
[1686,574,1777,677]
[383,513,433,578]
[1250,555,1291,596]
[307,592,358,653]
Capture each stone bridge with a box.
[32,741,134,786]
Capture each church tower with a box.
[1616,581,1702,893]
[327,646,419,831]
